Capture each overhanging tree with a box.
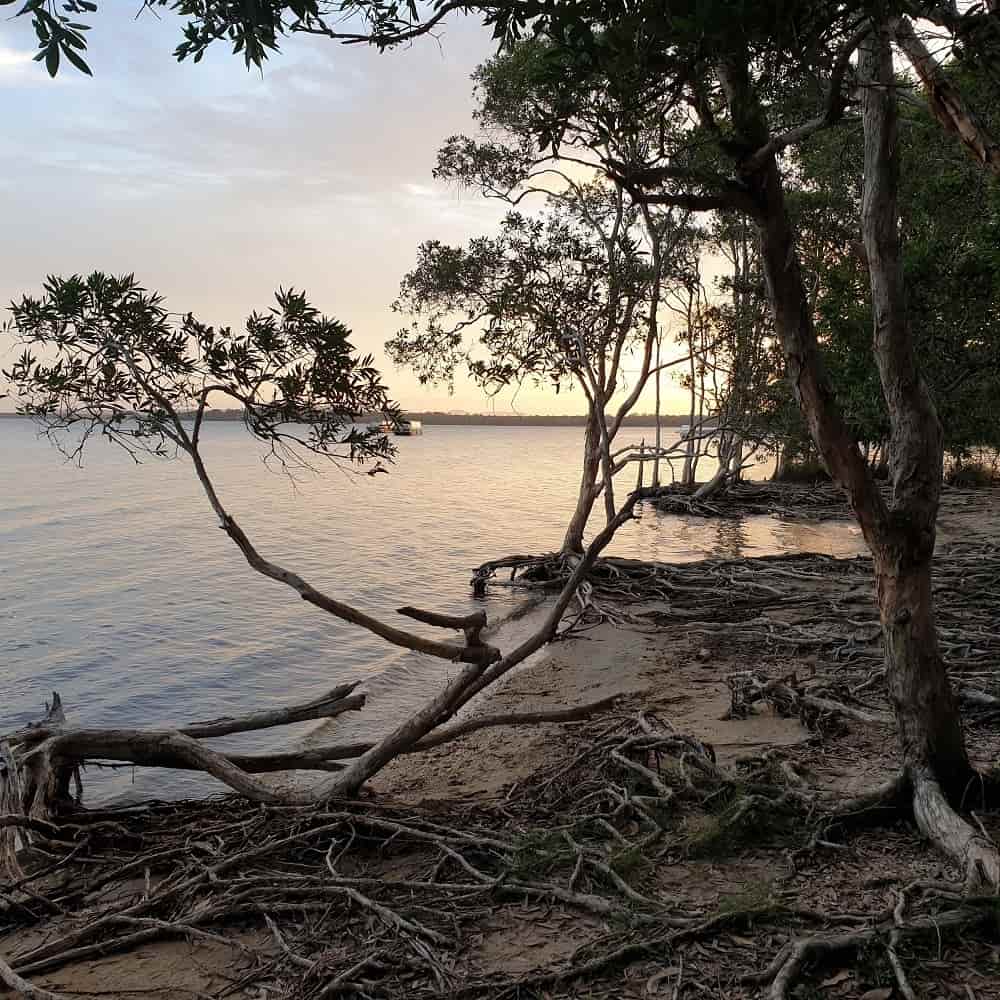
[4,272,655,813]
[388,194,694,556]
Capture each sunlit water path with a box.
[1,419,866,801]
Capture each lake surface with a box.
[0,418,866,801]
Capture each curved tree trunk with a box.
[860,20,971,795]
[693,434,732,499]
[720,26,974,807]
[562,408,601,554]
[874,537,968,790]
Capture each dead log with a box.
[0,687,625,867]
[180,683,365,739]
[17,697,622,778]
[11,685,366,747]
[396,605,492,651]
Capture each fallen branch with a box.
[745,905,991,1000]
[0,953,68,1000]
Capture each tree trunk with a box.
[720,33,973,794]
[751,154,884,543]
[652,334,663,487]
[874,539,967,791]
[562,408,601,554]
[771,441,787,481]
[682,293,699,486]
[728,437,744,483]
[860,20,972,794]
[692,460,729,500]
[711,34,991,883]
[891,16,1000,177]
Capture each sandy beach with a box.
[6,490,1000,999]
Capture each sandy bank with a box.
[373,614,815,805]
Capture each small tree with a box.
[389,193,691,555]
[387,41,702,556]
[5,271,655,809]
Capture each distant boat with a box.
[367,418,423,436]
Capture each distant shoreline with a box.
[1,410,697,429]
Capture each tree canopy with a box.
[4,273,397,471]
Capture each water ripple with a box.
[0,419,865,802]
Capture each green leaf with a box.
[45,41,59,76]
[61,43,91,75]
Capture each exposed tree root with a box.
[2,705,1000,998]
[6,534,1000,994]
[745,903,991,1000]
[0,952,68,1000]
[725,670,892,729]
[649,480,998,523]
[911,768,1000,890]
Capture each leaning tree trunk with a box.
[728,437,744,483]
[874,532,968,791]
[720,28,976,803]
[562,408,602,554]
[860,20,972,796]
[890,15,1000,178]
[693,432,733,499]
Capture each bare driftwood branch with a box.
[0,953,67,1000]
[218,511,500,666]
[396,605,490,648]
[181,683,365,739]
[22,697,622,779]
[9,685,366,746]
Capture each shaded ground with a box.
[652,479,998,531]
[3,488,1000,1000]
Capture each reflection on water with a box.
[0,418,867,801]
[710,519,750,559]
[644,506,865,562]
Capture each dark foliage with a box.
[4,273,397,471]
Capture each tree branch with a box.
[743,22,870,172]
[891,15,1000,176]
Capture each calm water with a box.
[0,419,865,801]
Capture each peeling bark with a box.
[860,19,972,793]
[562,409,602,554]
[891,15,1000,177]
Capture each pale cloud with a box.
[0,14,693,415]
[0,43,35,81]
[0,44,31,67]
[0,38,78,87]
[403,182,437,198]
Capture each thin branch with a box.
[743,21,870,172]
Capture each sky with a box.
[0,7,693,415]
